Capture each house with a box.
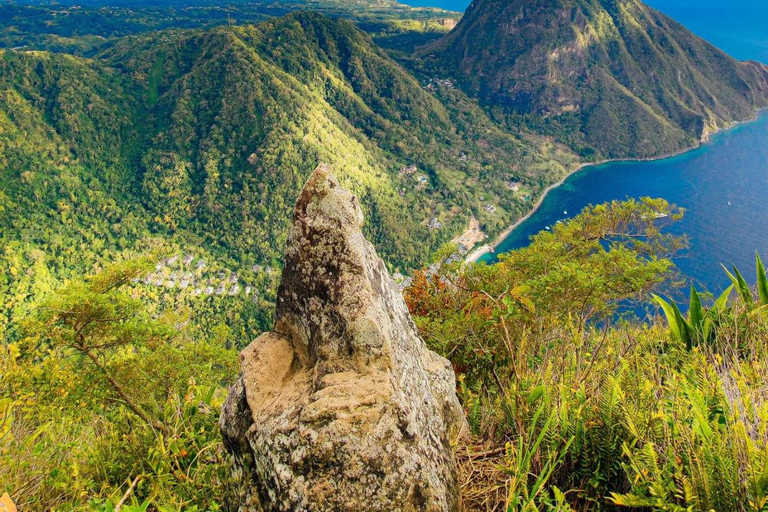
[216,283,226,295]
[183,254,195,265]
[399,164,418,176]
[427,217,442,230]
[196,259,206,270]
[228,284,240,296]
[505,181,521,192]
[483,203,497,214]
[445,253,462,265]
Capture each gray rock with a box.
[221,164,467,512]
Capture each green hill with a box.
[421,0,768,158]
[0,12,577,341]
[101,12,572,267]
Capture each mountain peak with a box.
[423,0,768,158]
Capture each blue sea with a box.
[480,112,768,293]
[404,0,768,291]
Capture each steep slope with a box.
[0,49,277,345]
[101,12,573,267]
[422,0,768,158]
[1,13,579,343]
[0,49,147,338]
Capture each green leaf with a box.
[757,253,768,305]
[676,306,693,350]
[653,294,680,339]
[724,264,753,305]
[527,384,546,404]
[688,285,703,331]
[712,285,734,314]
[654,294,690,347]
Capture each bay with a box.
[480,111,768,293]
[402,0,768,291]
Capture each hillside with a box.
[0,1,460,56]
[421,0,768,158]
[0,12,578,344]
[100,12,573,267]
[7,5,768,512]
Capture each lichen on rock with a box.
[220,163,467,512]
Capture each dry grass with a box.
[457,439,508,512]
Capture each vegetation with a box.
[1,11,579,359]
[4,2,768,511]
[6,197,768,510]
[1,259,238,510]
[0,1,460,56]
[406,199,768,511]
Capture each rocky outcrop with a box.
[220,164,467,512]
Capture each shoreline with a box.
[465,108,768,264]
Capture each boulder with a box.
[220,164,467,512]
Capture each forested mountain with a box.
[109,12,572,266]
[421,0,768,158]
[0,1,459,56]
[0,12,576,342]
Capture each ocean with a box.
[479,112,768,294]
[403,0,768,291]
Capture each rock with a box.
[220,164,467,512]
[0,494,16,512]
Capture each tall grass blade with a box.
[757,253,768,305]
[724,264,753,305]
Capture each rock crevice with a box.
[221,164,467,512]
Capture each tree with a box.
[31,258,173,434]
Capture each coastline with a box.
[465,108,768,264]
